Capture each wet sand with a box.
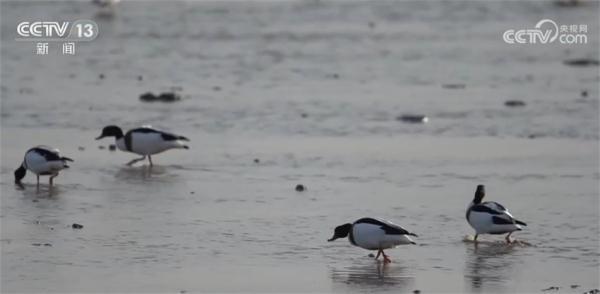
[1,0,599,293]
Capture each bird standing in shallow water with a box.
[328,218,417,263]
[96,125,190,166]
[14,146,73,191]
[466,185,527,244]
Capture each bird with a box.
[328,217,417,263]
[14,146,73,190]
[95,125,189,166]
[466,185,527,244]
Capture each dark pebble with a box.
[78,146,85,151]
[190,191,195,194]
[212,86,222,91]
[571,285,580,289]
[368,253,375,257]
[137,75,143,81]
[43,243,52,247]
[139,92,157,102]
[504,100,526,107]
[368,21,376,29]
[32,199,39,202]
[157,92,181,102]
[98,145,106,150]
[295,184,305,192]
[253,158,260,163]
[108,144,117,151]
[332,73,340,79]
[301,113,308,118]
[581,90,588,97]
[554,0,581,7]
[563,58,600,67]
[542,286,560,291]
[396,114,428,124]
[72,223,83,229]
[413,290,421,294]
[99,73,105,79]
[442,83,466,89]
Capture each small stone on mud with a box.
[212,86,222,91]
[571,285,580,289]
[139,92,156,102]
[504,100,526,107]
[397,114,429,124]
[301,113,308,118]
[43,243,52,247]
[98,145,105,150]
[368,253,375,257]
[542,286,559,291]
[137,75,143,81]
[157,92,181,102]
[78,146,85,151]
[253,158,260,163]
[442,83,466,89]
[295,184,305,192]
[72,223,83,229]
[99,73,105,79]
[563,58,599,67]
[581,90,588,97]
[32,199,38,202]
[413,290,421,294]
[108,144,117,151]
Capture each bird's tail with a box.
[178,136,190,142]
[61,157,74,162]
[408,232,418,237]
[515,219,527,226]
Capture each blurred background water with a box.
[1,1,598,293]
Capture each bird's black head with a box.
[14,165,26,184]
[96,125,123,140]
[473,185,485,204]
[328,223,352,242]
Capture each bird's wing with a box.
[471,202,506,215]
[130,127,189,141]
[30,146,61,161]
[355,218,416,236]
[471,202,523,226]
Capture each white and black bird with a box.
[14,146,73,189]
[466,185,527,243]
[328,218,417,263]
[96,125,189,166]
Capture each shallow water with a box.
[1,1,599,293]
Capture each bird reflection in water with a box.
[330,260,415,292]
[464,241,520,292]
[114,165,173,182]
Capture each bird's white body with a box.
[115,132,187,155]
[24,146,69,175]
[467,202,523,235]
[352,222,415,250]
